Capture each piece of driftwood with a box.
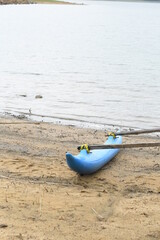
[0,122,40,125]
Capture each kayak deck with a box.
[66,135,122,175]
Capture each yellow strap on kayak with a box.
[108,131,116,139]
[79,144,90,153]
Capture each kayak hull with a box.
[66,135,122,175]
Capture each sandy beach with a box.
[0,116,159,239]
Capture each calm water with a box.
[0,1,160,130]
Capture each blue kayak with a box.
[66,135,122,175]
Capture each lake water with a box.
[0,1,160,130]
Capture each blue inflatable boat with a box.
[66,135,122,175]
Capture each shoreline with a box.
[2,111,160,139]
[0,116,160,239]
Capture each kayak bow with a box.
[66,135,122,175]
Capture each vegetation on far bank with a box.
[0,0,30,4]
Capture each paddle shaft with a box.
[106,128,160,137]
[84,142,160,150]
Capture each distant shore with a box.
[1,0,160,5]
[0,0,30,4]
[0,0,76,5]
[35,0,77,4]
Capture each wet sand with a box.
[0,116,160,239]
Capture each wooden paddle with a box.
[77,142,160,151]
[106,128,160,137]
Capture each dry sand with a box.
[0,117,159,240]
